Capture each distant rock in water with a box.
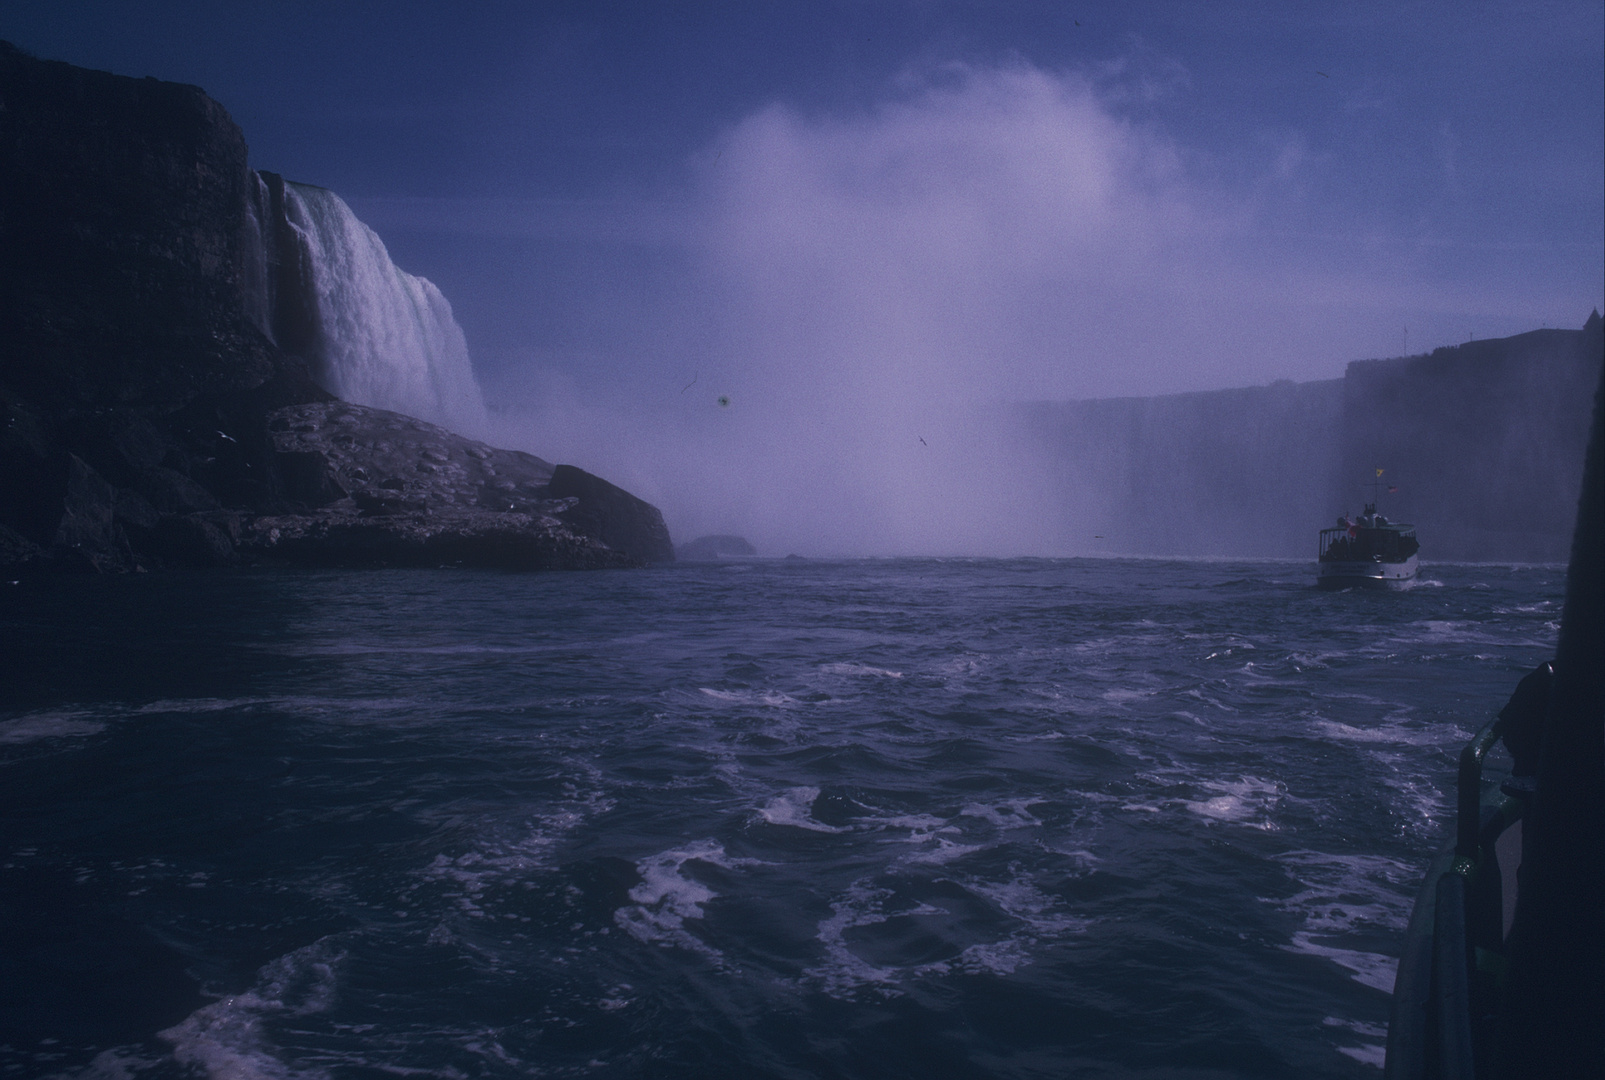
[0,41,672,574]
[677,535,758,561]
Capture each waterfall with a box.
[244,172,487,435]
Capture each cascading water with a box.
[244,171,487,436]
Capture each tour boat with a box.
[1317,487,1419,589]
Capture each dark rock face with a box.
[548,465,675,565]
[677,535,757,560]
[1023,314,1602,561]
[0,41,274,412]
[52,456,131,573]
[1340,318,1603,562]
[0,42,673,574]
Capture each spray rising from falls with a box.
[244,172,487,435]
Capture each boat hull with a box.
[1317,554,1419,590]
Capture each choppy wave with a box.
[1,558,1564,1078]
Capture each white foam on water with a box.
[1180,686,1237,713]
[1376,773,1449,833]
[614,839,753,956]
[1271,850,1415,993]
[0,711,106,745]
[942,937,1033,976]
[160,940,344,1080]
[959,799,1044,829]
[1337,1043,1387,1068]
[697,687,798,708]
[875,813,956,837]
[936,655,988,677]
[902,837,986,865]
[1274,852,1416,918]
[819,662,904,679]
[806,858,1085,996]
[867,812,980,864]
[1498,601,1555,614]
[1324,1016,1386,1037]
[757,787,845,832]
[965,869,1089,938]
[1286,933,1398,994]
[1403,620,1530,648]
[1182,776,1284,829]
[1310,718,1450,748]
[419,768,614,917]
[805,880,902,998]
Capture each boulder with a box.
[548,465,675,564]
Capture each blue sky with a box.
[6,2,1602,548]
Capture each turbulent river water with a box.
[0,558,1563,1079]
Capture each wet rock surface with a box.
[266,402,558,514]
[243,401,667,569]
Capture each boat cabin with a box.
[1319,506,1419,564]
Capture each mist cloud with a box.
[460,62,1583,555]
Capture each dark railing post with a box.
[1457,719,1502,858]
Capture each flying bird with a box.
[918,436,927,446]
[1316,71,1329,77]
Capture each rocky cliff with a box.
[0,41,672,574]
[1340,317,1602,561]
[1023,314,1602,562]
